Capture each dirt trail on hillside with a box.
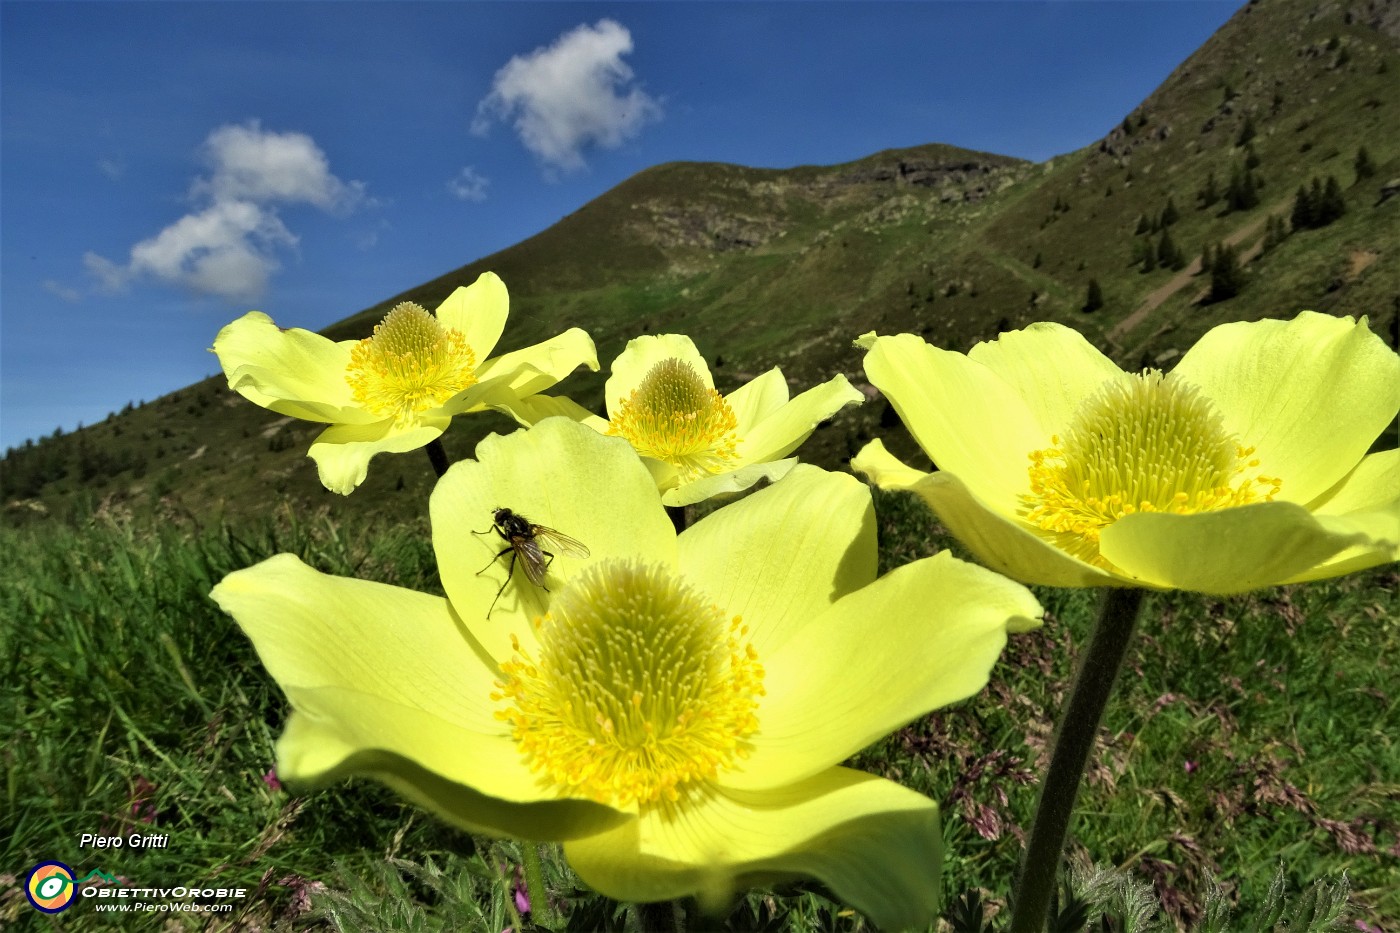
[1108,200,1290,343]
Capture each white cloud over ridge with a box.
[473,19,661,174]
[447,165,490,202]
[86,121,365,303]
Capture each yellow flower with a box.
[853,311,1400,593]
[210,418,1042,928]
[210,272,597,494]
[507,334,863,506]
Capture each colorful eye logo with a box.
[26,861,77,913]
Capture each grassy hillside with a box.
[4,0,1398,530]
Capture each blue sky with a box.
[0,1,1241,452]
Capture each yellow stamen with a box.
[344,302,477,424]
[493,559,764,807]
[1021,370,1281,568]
[608,359,740,479]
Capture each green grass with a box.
[3,489,1395,931]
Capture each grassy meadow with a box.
[2,486,1395,931]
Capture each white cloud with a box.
[97,157,125,180]
[42,280,83,303]
[447,165,490,202]
[194,121,365,212]
[473,19,661,174]
[85,121,366,302]
[83,252,129,293]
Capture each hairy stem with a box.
[1009,586,1146,933]
[520,842,550,927]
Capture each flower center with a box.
[493,559,764,807]
[344,302,477,424]
[1021,370,1281,568]
[608,359,741,479]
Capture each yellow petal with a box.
[606,334,711,416]
[470,327,599,406]
[565,768,942,931]
[723,367,789,431]
[966,322,1124,436]
[489,392,612,433]
[727,552,1041,791]
[211,311,369,423]
[1307,448,1400,515]
[862,333,1039,511]
[430,418,675,662]
[298,725,626,842]
[1171,311,1400,504]
[307,416,449,495]
[737,374,864,465]
[679,464,876,658]
[1287,450,1400,582]
[211,554,550,808]
[850,437,929,490]
[906,470,1117,587]
[1099,501,1385,594]
[660,458,797,507]
[433,272,509,362]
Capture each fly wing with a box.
[514,537,551,587]
[531,526,591,560]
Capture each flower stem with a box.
[425,438,450,478]
[1009,586,1146,933]
[666,504,688,533]
[520,841,550,927]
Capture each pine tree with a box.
[1292,183,1316,230]
[1135,214,1151,235]
[1199,241,1215,274]
[1226,163,1259,211]
[1083,279,1104,312]
[1210,244,1245,302]
[1320,175,1347,223]
[1157,229,1181,270]
[1237,115,1257,146]
[1160,197,1180,227]
[1355,146,1376,182]
[1244,143,1261,170]
[1198,171,1219,208]
[1141,239,1158,273]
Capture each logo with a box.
[25,861,77,913]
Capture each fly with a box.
[474,507,589,617]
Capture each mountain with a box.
[6,0,1398,528]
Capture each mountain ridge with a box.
[5,0,1397,527]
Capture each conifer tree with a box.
[1157,229,1181,270]
[1160,197,1180,227]
[1141,239,1157,273]
[1237,115,1257,146]
[1292,183,1316,230]
[1321,175,1346,223]
[1135,214,1151,235]
[1198,171,1219,208]
[1226,163,1259,211]
[1210,243,1245,302]
[1355,146,1376,182]
[1083,278,1104,312]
